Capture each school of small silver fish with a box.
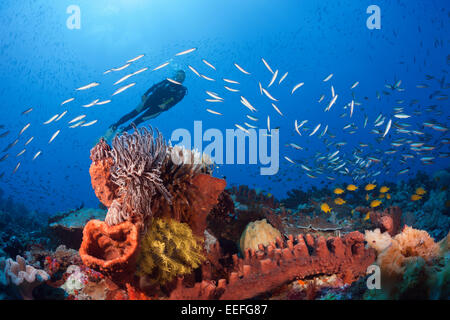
[0,46,448,187]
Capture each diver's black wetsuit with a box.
[111,79,187,131]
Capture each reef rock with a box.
[49,208,106,249]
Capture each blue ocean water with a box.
[0,0,448,215]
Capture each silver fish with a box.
[202,59,216,70]
[152,62,170,71]
[188,65,201,77]
[111,63,130,72]
[32,150,42,161]
[262,88,278,101]
[48,130,60,144]
[21,107,33,115]
[206,109,222,116]
[223,78,239,84]
[271,103,283,116]
[112,83,136,96]
[201,74,215,81]
[82,99,99,108]
[76,82,99,91]
[68,115,86,124]
[261,58,274,74]
[43,114,59,125]
[235,124,250,134]
[19,123,30,136]
[310,124,321,136]
[96,100,112,105]
[12,162,20,174]
[24,136,34,146]
[291,82,304,94]
[167,78,182,85]
[279,72,288,84]
[323,73,333,82]
[268,70,278,87]
[55,111,67,122]
[127,54,144,63]
[383,119,392,138]
[351,81,359,89]
[234,63,250,75]
[81,120,98,127]
[175,47,197,56]
[16,149,26,157]
[224,86,239,92]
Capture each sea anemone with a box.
[105,125,172,227]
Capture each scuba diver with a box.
[102,69,187,140]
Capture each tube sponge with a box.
[136,218,205,284]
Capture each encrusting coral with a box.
[4,255,50,300]
[136,218,205,285]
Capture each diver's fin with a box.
[93,127,115,147]
[103,127,116,143]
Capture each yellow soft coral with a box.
[378,226,440,277]
[136,218,205,284]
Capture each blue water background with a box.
[0,0,448,213]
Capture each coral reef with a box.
[4,123,446,300]
[137,218,205,285]
[413,189,449,240]
[3,255,50,299]
[239,219,282,253]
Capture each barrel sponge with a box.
[239,219,282,253]
[136,218,205,285]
